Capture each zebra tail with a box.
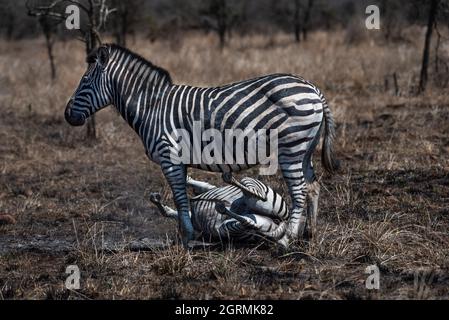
[319,93,340,174]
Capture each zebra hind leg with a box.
[278,165,308,249]
[306,180,320,238]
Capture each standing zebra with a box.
[65,44,339,248]
[149,174,290,245]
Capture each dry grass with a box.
[0,29,448,299]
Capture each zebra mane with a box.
[104,44,173,85]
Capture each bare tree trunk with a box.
[121,7,128,47]
[434,27,441,74]
[216,0,227,50]
[6,12,15,40]
[419,0,439,94]
[294,0,301,43]
[117,12,128,47]
[38,17,56,80]
[44,32,56,80]
[113,0,128,47]
[218,27,226,50]
[381,0,391,41]
[393,72,400,96]
[302,0,314,41]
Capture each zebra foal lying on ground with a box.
[149,174,296,245]
[64,44,339,248]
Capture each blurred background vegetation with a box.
[1,0,446,137]
[0,1,445,46]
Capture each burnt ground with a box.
[0,91,448,299]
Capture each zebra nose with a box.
[64,100,72,120]
[65,100,85,126]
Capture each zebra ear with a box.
[97,46,109,68]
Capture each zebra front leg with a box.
[149,192,179,220]
[162,163,194,248]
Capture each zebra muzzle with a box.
[64,102,85,126]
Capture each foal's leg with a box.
[222,172,266,201]
[216,202,258,229]
[186,176,217,194]
[149,192,179,219]
[216,203,286,241]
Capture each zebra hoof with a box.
[222,172,233,184]
[181,233,195,250]
[179,215,195,249]
[149,192,161,204]
[277,237,290,250]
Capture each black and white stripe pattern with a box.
[65,44,339,247]
[150,176,289,244]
